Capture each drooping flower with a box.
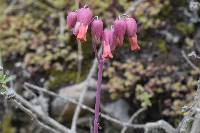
[67,11,77,29]
[126,17,140,51]
[91,19,104,44]
[73,7,93,42]
[102,29,113,59]
[113,18,127,47]
[107,28,116,51]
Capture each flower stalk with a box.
[92,40,104,133]
[93,55,104,133]
[67,6,140,132]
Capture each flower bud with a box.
[126,17,137,37]
[67,11,77,29]
[74,7,93,42]
[126,17,140,51]
[113,18,126,47]
[91,19,104,43]
[102,29,113,59]
[129,35,139,51]
[77,7,93,25]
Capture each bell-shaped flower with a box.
[102,29,113,59]
[91,19,103,44]
[126,17,140,51]
[67,11,77,29]
[73,7,93,42]
[113,18,126,47]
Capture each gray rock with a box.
[51,79,96,121]
[104,99,130,122]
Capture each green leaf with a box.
[136,85,152,107]
[0,74,6,83]
[4,75,16,83]
[0,85,7,94]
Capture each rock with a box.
[104,99,130,122]
[51,79,96,121]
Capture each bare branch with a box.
[190,78,200,133]
[190,114,200,133]
[71,48,101,133]
[76,40,83,83]
[59,11,65,46]
[144,120,177,133]
[177,77,200,133]
[13,93,71,133]
[4,95,59,133]
[121,107,147,133]
[181,50,200,72]
[24,82,176,132]
[125,0,145,14]
[188,51,200,59]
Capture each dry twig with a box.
[181,50,200,72]
[71,48,101,133]
[14,93,71,133]
[2,93,61,133]
[121,107,147,133]
[24,82,176,132]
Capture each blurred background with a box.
[0,0,200,133]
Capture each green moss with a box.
[1,116,15,133]
[175,22,194,36]
[158,4,172,19]
[155,39,167,53]
[45,0,68,9]
[176,0,187,7]
[136,85,152,107]
[47,70,86,90]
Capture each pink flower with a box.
[91,19,104,44]
[73,7,93,42]
[126,17,140,51]
[102,29,113,59]
[113,18,126,47]
[67,11,77,29]
[129,35,139,51]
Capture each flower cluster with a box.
[67,6,140,59]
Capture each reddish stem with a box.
[93,59,104,133]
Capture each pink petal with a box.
[67,11,77,29]
[129,35,140,51]
[126,18,137,37]
[102,41,113,59]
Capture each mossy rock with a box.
[47,70,75,90]
[47,70,86,90]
